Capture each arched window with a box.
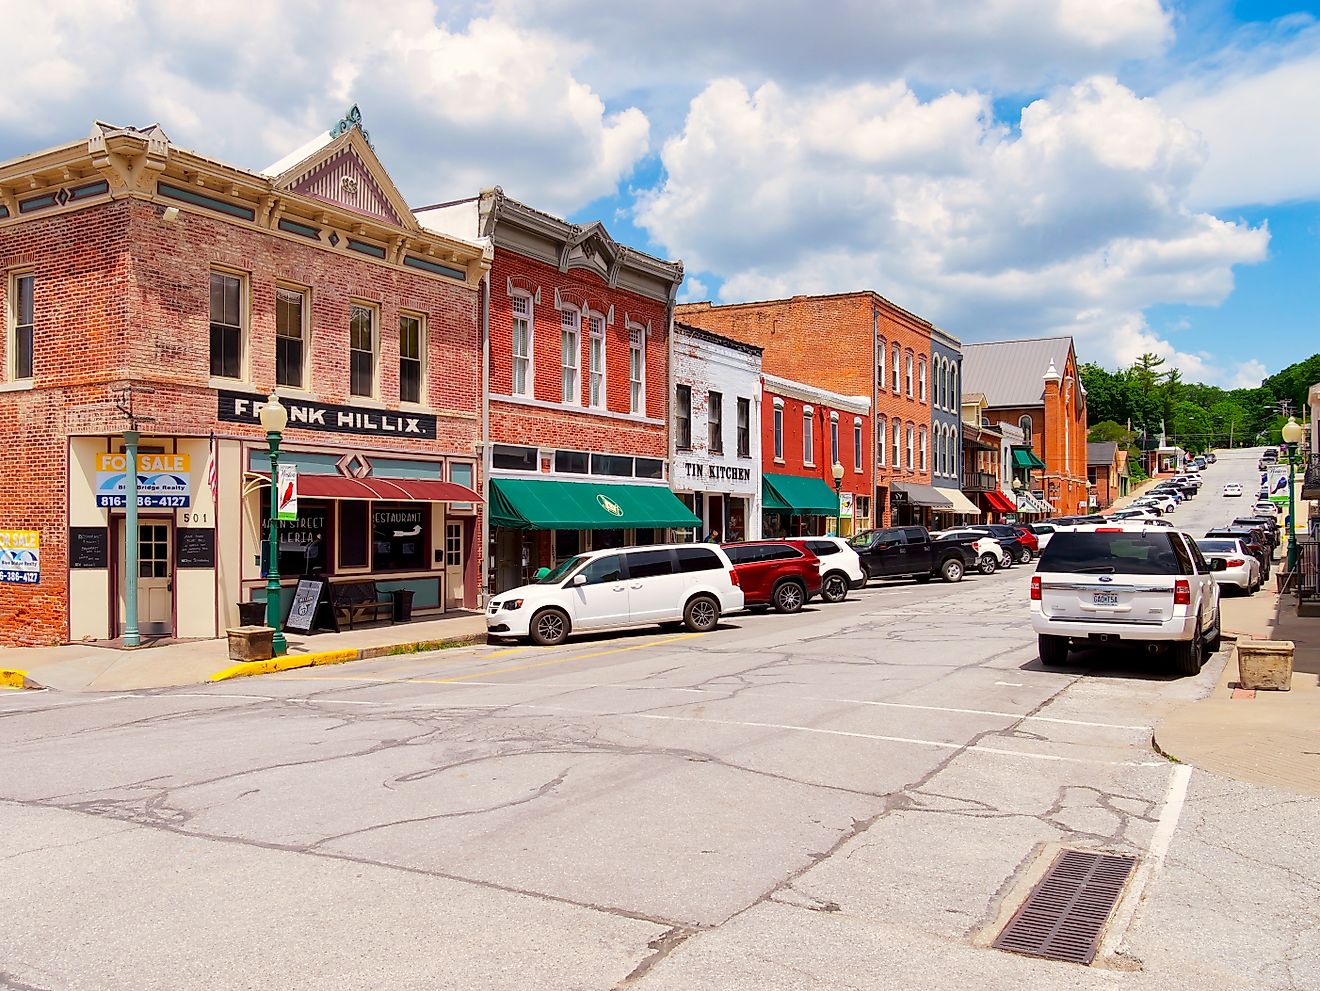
[919,426,928,472]
[877,340,887,393]
[1019,414,1033,443]
[950,364,958,409]
[892,417,901,468]
[905,422,915,469]
[876,417,886,466]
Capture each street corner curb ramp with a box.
[1,668,41,690]
[207,633,487,683]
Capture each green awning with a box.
[489,478,701,530]
[1012,447,1046,470]
[762,472,840,516]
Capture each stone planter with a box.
[1237,639,1294,691]
[227,625,275,663]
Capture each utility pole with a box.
[1229,418,1234,449]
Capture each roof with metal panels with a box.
[962,336,1075,408]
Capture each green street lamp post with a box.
[1282,416,1304,574]
[260,394,289,656]
[831,460,845,531]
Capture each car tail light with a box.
[1096,527,1122,532]
[1227,559,1245,568]
[1173,579,1191,605]
[1030,576,1041,601]
[729,568,740,587]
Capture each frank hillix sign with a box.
[218,391,438,440]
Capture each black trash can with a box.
[390,589,415,623]
[237,601,267,627]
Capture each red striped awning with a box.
[985,490,1016,513]
[257,473,481,503]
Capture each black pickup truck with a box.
[848,526,978,583]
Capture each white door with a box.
[444,521,465,609]
[621,548,686,624]
[569,553,630,629]
[118,520,173,637]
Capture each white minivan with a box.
[486,543,744,646]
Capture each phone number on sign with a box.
[96,496,191,508]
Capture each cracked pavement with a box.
[2,542,1317,987]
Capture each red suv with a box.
[721,541,822,613]
[1013,527,1039,557]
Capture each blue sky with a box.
[4,0,1318,387]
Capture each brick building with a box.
[671,323,763,541]
[1087,441,1129,509]
[0,111,489,646]
[677,291,942,529]
[417,190,691,594]
[962,337,1090,519]
[760,374,871,538]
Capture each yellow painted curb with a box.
[208,648,360,683]
[1,668,34,690]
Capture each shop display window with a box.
[337,501,370,568]
[372,503,430,572]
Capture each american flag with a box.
[205,435,218,507]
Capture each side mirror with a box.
[1209,558,1227,572]
[569,573,587,587]
[532,567,551,581]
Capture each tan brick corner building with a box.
[0,110,490,646]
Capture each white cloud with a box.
[639,74,1268,372]
[677,276,709,304]
[0,1,650,213]
[1225,358,1269,390]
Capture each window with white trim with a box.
[905,352,914,398]
[709,390,724,454]
[399,311,424,404]
[892,342,901,392]
[209,270,244,380]
[919,426,928,472]
[950,364,958,409]
[587,312,605,408]
[876,417,886,467]
[891,417,901,468]
[560,307,580,404]
[9,271,34,381]
[628,326,645,414]
[829,411,840,467]
[349,302,376,397]
[1019,414,1033,442]
[737,397,751,457]
[853,418,862,472]
[803,407,814,465]
[773,399,784,460]
[918,357,927,402]
[511,294,532,396]
[877,339,886,392]
[275,286,307,389]
[905,422,914,469]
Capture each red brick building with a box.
[962,337,1090,518]
[760,374,871,537]
[0,111,489,646]
[677,292,940,528]
[416,190,691,594]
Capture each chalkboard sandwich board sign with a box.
[286,578,335,634]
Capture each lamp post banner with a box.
[276,464,298,521]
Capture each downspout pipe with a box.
[479,270,491,606]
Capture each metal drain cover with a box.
[993,849,1137,965]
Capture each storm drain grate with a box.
[993,849,1137,965]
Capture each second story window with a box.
[919,358,927,402]
[891,417,901,468]
[876,418,885,467]
[854,418,862,472]
[511,294,532,396]
[803,407,814,465]
[675,384,692,449]
[905,422,914,469]
[892,342,901,393]
[629,327,645,414]
[830,411,839,466]
[877,339,886,392]
[274,287,305,389]
[773,401,784,460]
[399,313,423,404]
[10,272,34,380]
[905,352,914,398]
[561,308,580,404]
[709,391,724,454]
[737,397,751,457]
[349,303,375,397]
[209,271,243,380]
[588,313,605,408]
[919,426,928,472]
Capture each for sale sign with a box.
[95,453,192,508]
[0,530,40,584]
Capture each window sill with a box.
[774,457,785,465]
[209,377,255,392]
[274,386,317,401]
[348,395,386,409]
[0,378,34,393]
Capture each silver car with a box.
[1194,538,1261,594]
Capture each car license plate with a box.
[1092,592,1119,606]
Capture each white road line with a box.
[1100,763,1194,959]
[0,693,134,711]
[995,681,1025,687]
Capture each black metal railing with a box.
[962,470,999,492]
[1301,453,1320,500]
[1299,537,1320,603]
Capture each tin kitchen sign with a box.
[94,453,192,508]
[0,530,40,584]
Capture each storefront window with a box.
[635,458,664,480]
[260,496,333,577]
[493,445,537,471]
[372,503,429,572]
[337,501,370,568]
[448,461,475,511]
[591,453,633,477]
[555,450,589,474]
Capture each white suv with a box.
[487,543,744,646]
[1030,524,1224,676]
[796,537,867,601]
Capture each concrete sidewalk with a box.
[1154,584,1320,798]
[0,612,487,693]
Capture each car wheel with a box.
[772,580,806,613]
[859,563,872,585]
[1000,552,1013,569]
[1038,634,1070,666]
[1206,611,1223,654]
[821,573,849,603]
[940,558,964,583]
[529,608,570,647]
[1018,547,1033,564]
[683,595,720,632]
[1169,626,1204,676]
[978,553,998,575]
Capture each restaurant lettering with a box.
[218,391,437,440]
[681,463,753,482]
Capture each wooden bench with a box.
[329,580,395,629]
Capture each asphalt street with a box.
[2,447,1316,991]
